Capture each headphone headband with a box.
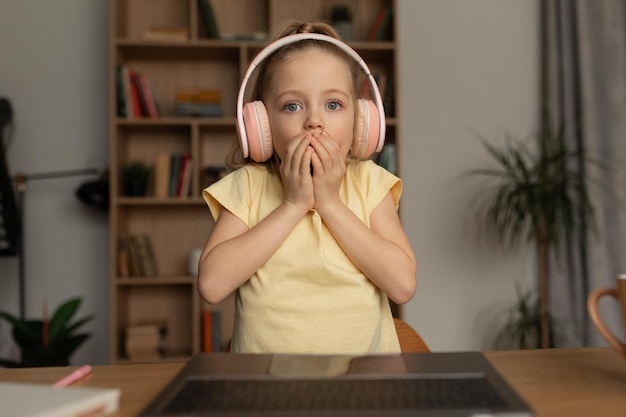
[236,33,386,159]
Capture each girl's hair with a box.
[226,20,367,173]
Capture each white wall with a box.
[0,0,540,364]
[398,0,540,350]
[0,1,110,365]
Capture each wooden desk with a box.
[0,347,625,416]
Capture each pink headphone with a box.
[236,33,386,162]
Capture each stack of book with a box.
[201,165,228,188]
[174,87,223,118]
[117,234,158,278]
[116,65,159,119]
[153,152,193,198]
[125,322,167,360]
[202,310,222,352]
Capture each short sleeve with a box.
[202,167,251,226]
[357,160,402,211]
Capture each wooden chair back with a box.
[224,318,430,353]
[394,318,430,352]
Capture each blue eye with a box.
[285,102,301,112]
[326,101,341,111]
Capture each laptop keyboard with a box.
[163,377,507,414]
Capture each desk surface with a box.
[0,347,625,417]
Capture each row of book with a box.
[202,310,222,352]
[135,2,392,44]
[118,234,158,278]
[174,87,223,118]
[154,153,193,198]
[125,321,167,360]
[198,0,392,42]
[367,4,394,41]
[116,65,160,119]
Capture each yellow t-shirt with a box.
[203,160,402,354]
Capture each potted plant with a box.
[122,160,151,196]
[465,121,599,348]
[0,297,94,367]
[491,286,564,349]
[330,4,353,40]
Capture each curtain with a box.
[542,0,626,346]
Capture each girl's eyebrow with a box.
[274,89,304,100]
[274,88,350,101]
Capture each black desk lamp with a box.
[0,97,105,319]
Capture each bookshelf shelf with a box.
[117,197,205,206]
[109,0,399,364]
[116,118,237,127]
[116,277,196,286]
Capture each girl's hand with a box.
[280,132,314,212]
[310,131,346,213]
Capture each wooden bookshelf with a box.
[109,0,399,364]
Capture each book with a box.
[136,234,158,277]
[138,73,159,118]
[125,321,166,359]
[117,237,130,278]
[212,310,221,351]
[154,152,171,198]
[375,6,393,41]
[367,4,393,41]
[176,87,221,103]
[126,334,161,349]
[174,101,223,117]
[126,235,144,277]
[115,65,127,117]
[202,311,222,352]
[202,310,214,352]
[0,381,120,417]
[198,0,220,39]
[119,66,136,119]
[168,154,183,197]
[130,71,149,117]
[176,155,192,198]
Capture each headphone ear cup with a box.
[242,101,273,162]
[352,99,380,159]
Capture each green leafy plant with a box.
[492,286,563,349]
[0,297,93,367]
[123,160,151,196]
[465,121,600,348]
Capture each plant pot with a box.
[124,178,148,196]
[20,351,70,367]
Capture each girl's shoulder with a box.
[220,163,271,182]
[348,160,398,181]
[347,160,402,205]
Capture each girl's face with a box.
[263,48,355,160]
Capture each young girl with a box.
[198,20,416,354]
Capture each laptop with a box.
[139,352,534,417]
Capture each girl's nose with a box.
[305,110,324,131]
